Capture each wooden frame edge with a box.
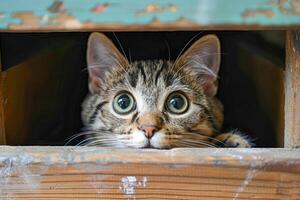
[285,31,300,148]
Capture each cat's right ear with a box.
[175,34,221,97]
[87,32,128,93]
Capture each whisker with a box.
[128,48,132,64]
[171,134,219,148]
[172,32,203,69]
[184,139,218,147]
[64,132,97,146]
[112,32,129,62]
[179,139,218,148]
[84,139,123,147]
[180,132,226,146]
[76,137,117,146]
[164,40,171,62]
[174,140,217,148]
[172,53,224,80]
[65,129,114,145]
[75,136,101,146]
[80,64,103,73]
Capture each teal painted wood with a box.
[0,0,300,31]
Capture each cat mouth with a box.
[139,140,164,149]
[141,140,153,148]
[139,140,170,149]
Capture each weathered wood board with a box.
[285,31,300,148]
[0,147,300,199]
[0,0,300,31]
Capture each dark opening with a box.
[0,31,285,147]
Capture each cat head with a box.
[82,32,223,148]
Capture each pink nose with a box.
[138,125,159,139]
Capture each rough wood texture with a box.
[1,0,300,31]
[285,31,300,148]
[0,147,300,199]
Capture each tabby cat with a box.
[80,32,251,148]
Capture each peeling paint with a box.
[47,0,65,13]
[8,10,199,31]
[136,3,177,16]
[10,12,42,28]
[242,9,275,18]
[276,0,300,15]
[0,147,300,199]
[0,154,48,197]
[232,154,268,199]
[233,168,258,200]
[119,176,147,199]
[2,147,300,167]
[9,12,84,29]
[91,3,110,14]
[2,0,300,31]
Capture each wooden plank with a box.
[0,0,300,31]
[0,49,6,145]
[285,31,300,148]
[0,147,300,199]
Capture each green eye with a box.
[113,92,136,114]
[166,92,189,114]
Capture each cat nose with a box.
[138,125,159,139]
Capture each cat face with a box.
[81,33,224,149]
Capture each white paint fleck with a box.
[232,155,266,200]
[142,176,147,187]
[233,168,258,200]
[119,176,147,199]
[121,176,137,197]
[0,154,48,198]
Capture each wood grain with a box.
[0,147,300,199]
[285,31,300,148]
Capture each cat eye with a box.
[166,92,189,114]
[113,92,136,114]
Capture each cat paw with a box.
[215,132,252,148]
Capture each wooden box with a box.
[0,0,300,199]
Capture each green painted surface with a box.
[0,0,300,30]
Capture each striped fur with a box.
[79,33,251,148]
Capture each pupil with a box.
[118,95,130,109]
[170,96,184,109]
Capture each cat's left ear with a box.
[176,34,220,96]
[87,32,128,93]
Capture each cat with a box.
[79,32,252,148]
